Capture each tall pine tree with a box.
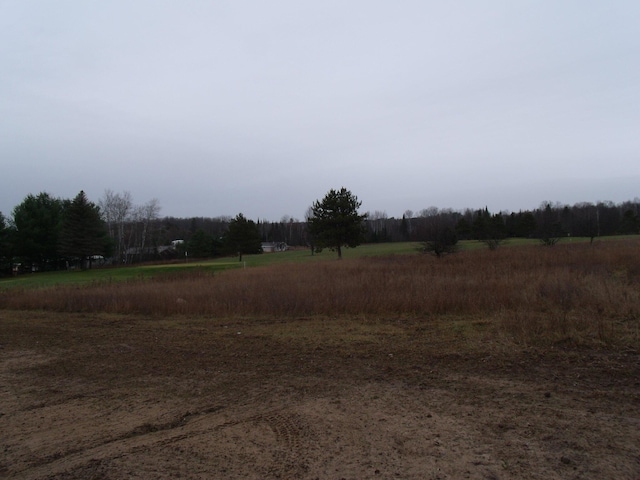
[59,191,111,269]
[12,192,65,271]
[224,213,262,262]
[308,188,367,259]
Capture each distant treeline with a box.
[365,200,640,244]
[160,199,640,248]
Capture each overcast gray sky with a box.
[1,1,639,220]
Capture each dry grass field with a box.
[1,240,639,479]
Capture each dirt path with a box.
[1,311,638,479]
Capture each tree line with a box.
[1,187,639,276]
[0,190,263,274]
[377,199,640,245]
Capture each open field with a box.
[0,241,424,289]
[0,237,619,290]
[1,239,639,479]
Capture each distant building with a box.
[261,242,288,253]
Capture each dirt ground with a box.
[1,310,639,479]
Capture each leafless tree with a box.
[367,210,388,238]
[135,198,161,260]
[419,206,439,218]
[99,190,133,264]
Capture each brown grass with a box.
[2,239,639,348]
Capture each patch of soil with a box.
[1,311,638,479]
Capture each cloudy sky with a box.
[1,1,639,220]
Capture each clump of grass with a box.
[1,239,639,347]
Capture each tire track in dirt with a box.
[252,411,313,478]
[11,404,316,479]
[8,405,225,479]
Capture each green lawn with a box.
[0,261,239,290]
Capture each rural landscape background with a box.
[1,194,639,478]
[2,1,639,476]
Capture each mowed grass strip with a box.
[0,261,241,289]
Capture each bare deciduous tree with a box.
[100,191,160,264]
[99,190,133,264]
[135,198,161,261]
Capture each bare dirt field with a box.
[1,310,639,479]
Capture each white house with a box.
[261,242,289,253]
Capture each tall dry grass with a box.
[2,239,639,346]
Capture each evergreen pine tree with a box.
[59,191,111,269]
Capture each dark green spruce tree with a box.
[224,213,262,262]
[59,191,112,269]
[187,229,220,258]
[12,192,65,271]
[472,208,507,250]
[0,212,14,275]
